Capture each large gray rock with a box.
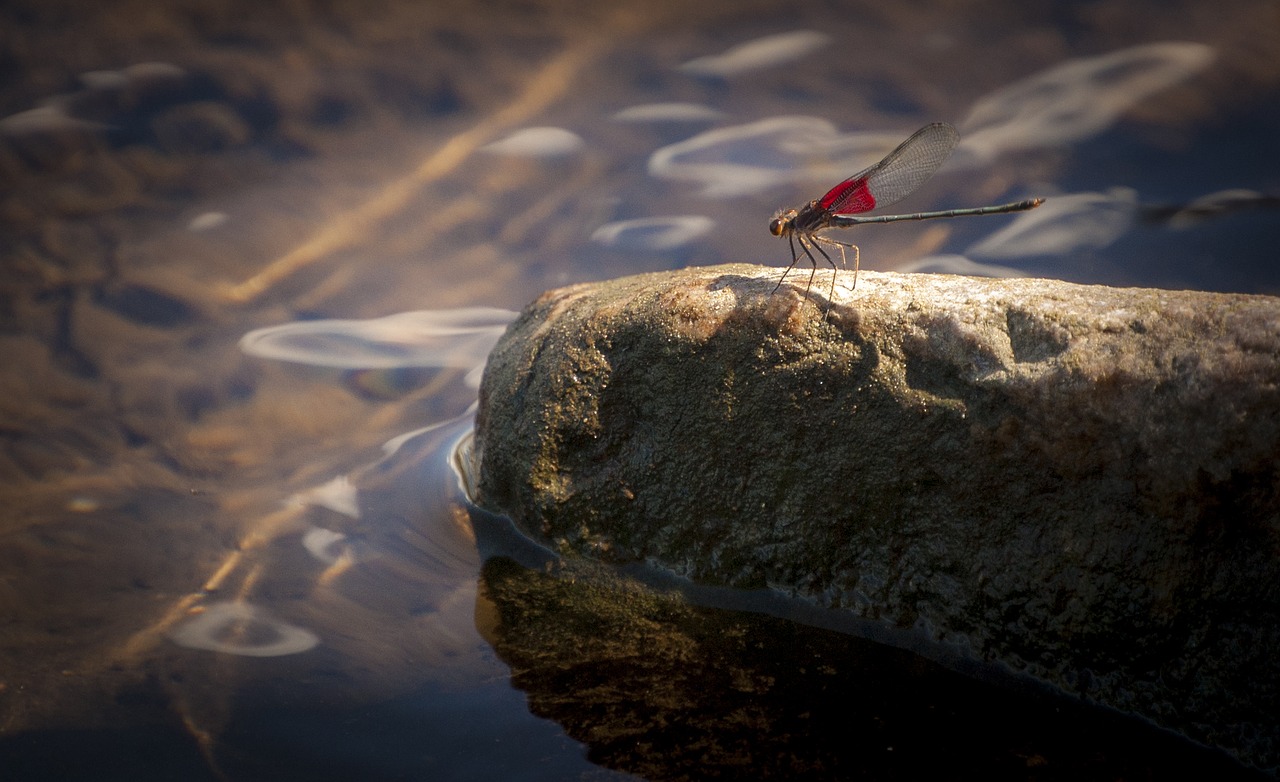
[472,264,1280,772]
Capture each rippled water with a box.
[2,0,1277,778]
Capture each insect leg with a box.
[797,234,824,306]
[771,233,803,294]
[806,238,840,318]
[819,236,861,291]
[811,237,847,312]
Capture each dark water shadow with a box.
[471,505,1267,781]
[0,724,218,782]
[208,679,625,782]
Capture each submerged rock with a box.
[473,264,1280,772]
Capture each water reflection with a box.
[169,602,320,657]
[679,30,831,78]
[967,188,1138,259]
[478,555,1255,781]
[648,117,909,197]
[611,102,726,124]
[645,40,1228,285]
[240,308,515,389]
[591,215,715,250]
[290,476,361,519]
[301,525,351,565]
[0,61,187,138]
[207,309,515,672]
[481,126,586,158]
[650,41,1217,200]
[187,211,229,232]
[54,307,517,769]
[894,253,1026,279]
[957,42,1216,165]
[1142,189,1280,230]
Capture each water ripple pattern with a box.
[0,61,186,137]
[894,254,1027,279]
[679,31,831,78]
[153,309,517,661]
[890,190,1137,276]
[591,216,715,250]
[957,42,1216,165]
[240,307,516,387]
[649,117,908,197]
[968,189,1138,259]
[168,602,320,657]
[611,102,725,124]
[480,126,585,157]
[649,41,1213,205]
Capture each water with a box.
[2,0,1278,779]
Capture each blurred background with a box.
[1,0,1277,779]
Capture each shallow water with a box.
[2,0,1278,779]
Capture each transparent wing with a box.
[819,122,959,214]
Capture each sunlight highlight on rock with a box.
[967,188,1137,259]
[591,216,715,250]
[168,602,319,657]
[480,126,584,157]
[957,42,1215,165]
[648,117,906,197]
[239,307,516,370]
[680,31,831,77]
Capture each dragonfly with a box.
[768,121,1043,316]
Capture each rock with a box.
[472,264,1280,773]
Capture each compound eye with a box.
[768,217,785,236]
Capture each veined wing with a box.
[818,122,960,215]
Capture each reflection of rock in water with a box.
[479,556,1249,781]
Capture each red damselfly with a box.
[769,121,1043,315]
